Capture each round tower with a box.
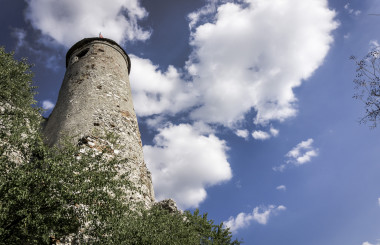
[43,37,154,207]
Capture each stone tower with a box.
[43,37,154,207]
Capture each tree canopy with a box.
[351,49,380,128]
[0,47,241,244]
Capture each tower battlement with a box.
[65,37,131,73]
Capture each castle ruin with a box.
[42,37,155,207]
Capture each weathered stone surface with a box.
[42,38,154,207]
[154,199,180,213]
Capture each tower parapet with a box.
[43,38,154,207]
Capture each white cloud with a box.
[25,0,337,210]
[42,100,55,110]
[252,127,279,140]
[25,0,150,47]
[344,3,361,16]
[272,164,286,172]
[192,121,215,134]
[378,197,380,207]
[224,205,286,233]
[362,242,380,245]
[143,123,232,209]
[286,138,318,165]
[274,138,318,171]
[276,185,286,191]
[235,180,242,188]
[129,55,197,117]
[235,129,249,139]
[11,28,27,51]
[252,130,271,140]
[370,40,380,50]
[187,0,218,29]
[27,0,338,130]
[187,0,338,126]
[269,127,279,137]
[295,149,318,164]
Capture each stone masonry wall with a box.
[42,38,154,207]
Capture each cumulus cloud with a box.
[273,138,318,171]
[235,129,249,139]
[25,0,150,47]
[187,0,338,125]
[276,185,286,191]
[143,124,232,209]
[129,55,197,117]
[224,205,286,233]
[42,100,55,110]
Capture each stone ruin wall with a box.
[42,38,155,207]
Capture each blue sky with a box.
[1,0,380,244]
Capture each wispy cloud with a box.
[344,3,361,16]
[224,205,286,233]
[276,185,286,191]
[270,127,279,137]
[370,40,380,50]
[11,28,27,52]
[273,138,318,171]
[362,241,380,245]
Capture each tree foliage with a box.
[0,47,241,244]
[351,49,380,128]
